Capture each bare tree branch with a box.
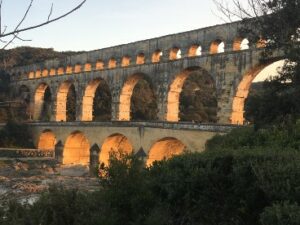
[47,3,54,21]
[0,0,86,38]
[13,0,34,35]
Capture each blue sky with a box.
[3,0,224,51]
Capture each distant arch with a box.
[35,70,41,78]
[152,50,163,63]
[233,38,249,51]
[118,73,156,121]
[84,63,92,72]
[63,131,90,165]
[96,60,104,70]
[188,44,202,57]
[99,133,133,166]
[169,47,182,60]
[42,69,48,77]
[56,81,76,122]
[74,64,82,73]
[121,56,131,67]
[210,39,225,54]
[166,67,216,122]
[231,60,286,124]
[147,137,186,166]
[136,53,145,65]
[33,83,51,120]
[108,58,117,69]
[38,130,56,151]
[82,78,112,121]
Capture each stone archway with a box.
[81,78,112,121]
[166,67,216,122]
[99,133,133,166]
[147,137,186,166]
[231,60,286,124]
[34,83,51,120]
[37,130,56,151]
[118,73,157,121]
[63,131,90,165]
[56,81,76,122]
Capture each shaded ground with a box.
[0,159,99,205]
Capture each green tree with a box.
[214,0,300,126]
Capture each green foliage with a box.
[240,0,300,126]
[179,70,217,122]
[1,146,299,225]
[260,202,300,225]
[0,121,34,148]
[93,82,112,121]
[66,85,76,122]
[206,123,300,152]
[131,79,158,121]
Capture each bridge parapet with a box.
[27,121,239,132]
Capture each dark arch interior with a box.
[179,69,217,122]
[93,81,112,121]
[130,78,158,121]
[40,86,52,121]
[66,84,76,122]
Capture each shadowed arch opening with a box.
[257,37,267,48]
[57,67,64,75]
[118,73,158,121]
[63,131,90,165]
[34,83,52,121]
[136,53,145,65]
[167,67,216,122]
[188,44,202,57]
[35,70,41,78]
[42,69,48,77]
[121,56,131,67]
[231,60,286,124]
[99,133,133,166]
[28,71,34,79]
[66,66,73,74]
[169,47,181,60]
[108,58,117,69]
[152,50,162,63]
[82,78,112,121]
[38,130,56,151]
[147,137,186,166]
[233,38,250,51]
[96,60,104,70]
[210,39,225,54]
[56,81,76,122]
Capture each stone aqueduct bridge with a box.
[8,21,282,166]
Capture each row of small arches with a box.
[25,37,265,79]
[38,130,186,167]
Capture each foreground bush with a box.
[1,148,299,225]
[0,121,34,148]
[206,122,300,152]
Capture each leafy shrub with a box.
[0,121,34,148]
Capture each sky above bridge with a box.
[4,0,224,51]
